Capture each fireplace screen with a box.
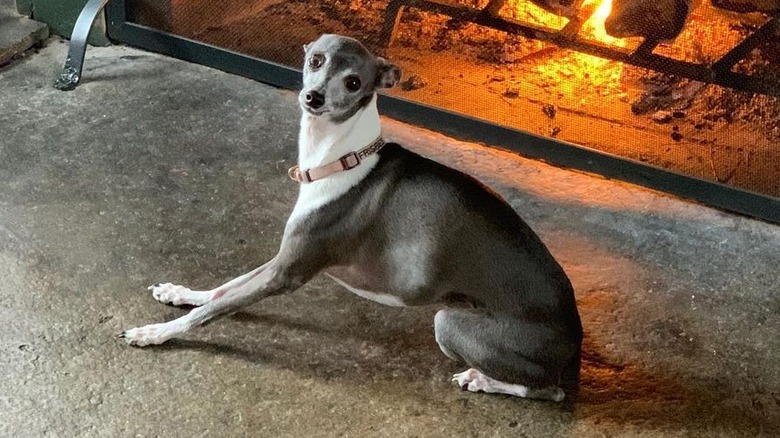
[113,0,780,219]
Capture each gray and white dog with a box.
[122,34,583,402]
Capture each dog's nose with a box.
[305,90,325,109]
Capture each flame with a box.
[510,0,623,46]
[512,0,628,97]
[580,0,619,45]
[576,0,625,76]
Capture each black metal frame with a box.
[382,0,780,97]
[105,0,780,223]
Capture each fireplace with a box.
[105,1,780,222]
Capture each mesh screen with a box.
[128,0,780,198]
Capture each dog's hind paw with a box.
[452,368,564,402]
[149,283,209,307]
[453,368,494,392]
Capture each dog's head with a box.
[299,34,401,123]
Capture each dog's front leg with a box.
[149,259,275,307]
[121,256,311,347]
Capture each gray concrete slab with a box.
[1,39,779,437]
[0,0,48,66]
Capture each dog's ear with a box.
[375,57,402,89]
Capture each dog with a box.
[121,34,583,402]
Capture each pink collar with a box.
[288,137,386,183]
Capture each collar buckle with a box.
[338,152,360,171]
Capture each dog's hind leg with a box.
[149,260,275,307]
[451,368,565,401]
[434,308,579,402]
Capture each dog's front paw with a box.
[120,323,175,347]
[149,283,198,306]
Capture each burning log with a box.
[604,0,694,42]
[711,0,780,12]
[528,0,579,16]
[483,0,579,17]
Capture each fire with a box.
[511,0,624,46]
[512,0,628,96]
[580,0,620,45]
[575,0,626,86]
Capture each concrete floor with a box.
[2,39,780,438]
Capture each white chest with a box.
[286,96,382,226]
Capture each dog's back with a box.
[321,143,577,310]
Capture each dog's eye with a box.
[344,76,362,92]
[309,54,324,70]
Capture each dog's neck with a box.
[297,94,381,170]
[287,94,382,226]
